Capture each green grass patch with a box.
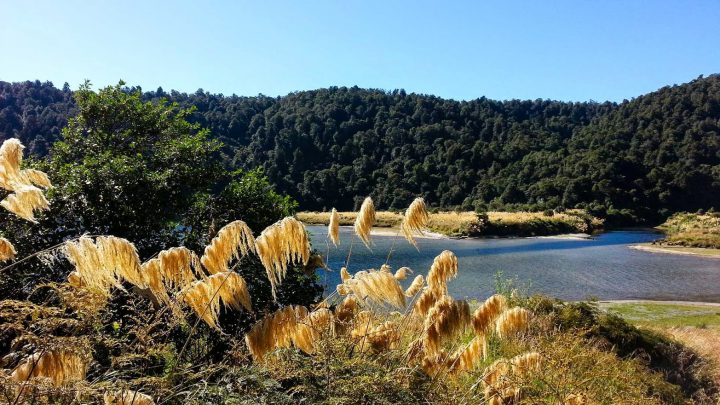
[601,302,720,330]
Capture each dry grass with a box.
[297,209,601,237]
[658,212,720,249]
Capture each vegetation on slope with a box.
[656,212,720,249]
[3,75,720,223]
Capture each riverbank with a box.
[630,243,720,258]
[297,209,603,237]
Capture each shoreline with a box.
[629,243,720,259]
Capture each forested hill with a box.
[1,75,719,223]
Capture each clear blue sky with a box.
[1,0,718,101]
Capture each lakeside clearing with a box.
[297,209,602,237]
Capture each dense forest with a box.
[1,75,719,223]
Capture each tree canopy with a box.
[2,75,720,223]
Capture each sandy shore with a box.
[531,233,592,240]
[629,243,720,259]
[364,226,447,239]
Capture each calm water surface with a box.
[308,226,720,302]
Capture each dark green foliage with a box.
[2,75,720,223]
[0,82,321,313]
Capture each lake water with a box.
[308,226,720,302]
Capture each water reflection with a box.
[309,226,720,302]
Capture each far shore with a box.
[630,243,720,259]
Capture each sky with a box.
[1,0,719,102]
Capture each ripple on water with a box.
[309,227,720,302]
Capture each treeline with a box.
[2,75,719,223]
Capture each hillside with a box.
[2,75,719,223]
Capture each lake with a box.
[308,226,720,302]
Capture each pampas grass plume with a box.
[394,266,412,280]
[0,237,17,262]
[11,351,87,387]
[340,266,351,282]
[255,217,310,300]
[510,351,541,376]
[201,220,255,274]
[422,296,470,354]
[1,185,50,222]
[346,269,406,308]
[426,250,458,294]
[472,294,507,335]
[404,274,424,297]
[328,208,340,246]
[354,197,375,249]
[401,197,430,247]
[495,307,531,338]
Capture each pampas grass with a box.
[0,138,52,221]
[340,266,351,282]
[401,197,429,247]
[345,269,406,308]
[10,351,87,387]
[426,250,458,293]
[143,247,202,305]
[0,138,25,190]
[354,197,376,249]
[404,274,424,297]
[64,236,145,294]
[364,321,400,353]
[414,287,443,316]
[104,390,155,405]
[1,185,50,222]
[451,335,487,373]
[422,296,470,354]
[201,220,255,274]
[334,295,360,324]
[255,217,310,300]
[0,237,17,262]
[472,294,507,335]
[328,208,340,246]
[495,307,530,338]
[394,266,412,280]
[510,351,541,376]
[245,305,309,361]
[179,272,252,329]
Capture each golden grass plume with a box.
[414,287,443,316]
[180,271,252,329]
[510,351,541,376]
[0,237,17,262]
[0,138,24,190]
[354,197,376,249]
[104,390,155,405]
[451,335,487,373]
[328,207,340,246]
[201,220,255,274]
[334,294,360,324]
[244,305,309,361]
[472,294,507,335]
[401,197,430,247]
[64,236,144,294]
[394,266,412,280]
[363,321,400,353]
[1,185,50,222]
[426,250,458,293]
[422,296,471,354]
[404,274,425,297]
[345,269,406,308]
[495,307,531,338]
[340,266,351,282]
[143,247,202,305]
[10,351,87,387]
[255,217,310,300]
